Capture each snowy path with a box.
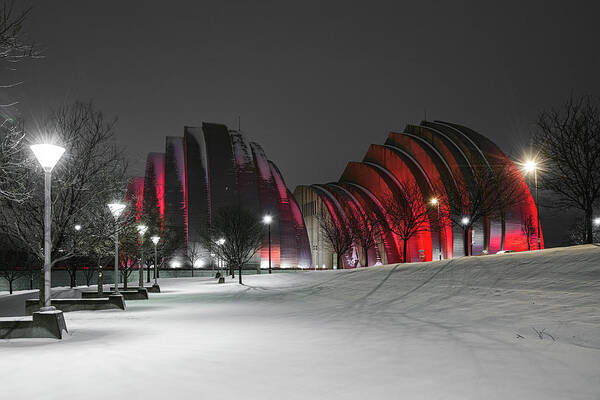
[1,245,599,399]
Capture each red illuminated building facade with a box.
[294,120,543,268]
[127,123,312,269]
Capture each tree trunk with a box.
[191,266,194,277]
[123,273,128,290]
[585,208,594,244]
[238,265,242,284]
[9,279,13,295]
[336,254,342,270]
[363,246,369,267]
[230,265,235,278]
[403,239,408,263]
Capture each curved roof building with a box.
[128,122,312,269]
[294,120,543,268]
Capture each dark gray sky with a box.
[13,0,600,245]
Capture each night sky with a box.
[12,0,600,246]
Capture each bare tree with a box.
[565,216,600,245]
[185,240,204,277]
[533,94,600,244]
[521,215,536,251]
[441,162,525,255]
[319,209,354,269]
[0,242,32,294]
[381,181,431,263]
[347,207,382,267]
[0,1,40,203]
[203,206,263,284]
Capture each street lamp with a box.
[263,215,273,274]
[430,198,442,260]
[137,224,147,288]
[594,217,600,226]
[108,202,126,294]
[30,143,65,311]
[74,224,82,231]
[151,235,160,287]
[524,159,541,250]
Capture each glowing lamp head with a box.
[170,260,181,268]
[151,235,160,245]
[74,224,82,231]
[107,202,126,219]
[594,217,600,226]
[30,143,65,172]
[430,198,438,206]
[524,160,537,173]
[210,253,216,257]
[137,224,148,236]
[217,238,225,246]
[263,215,273,224]
[461,217,470,226]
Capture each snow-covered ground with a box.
[1,245,599,399]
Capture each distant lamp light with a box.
[30,143,65,172]
[524,160,537,173]
[194,259,205,268]
[263,214,273,224]
[217,238,225,246]
[137,224,148,236]
[430,198,438,205]
[108,202,126,219]
[170,260,181,268]
[594,217,600,226]
[461,217,470,226]
[151,235,160,245]
[74,224,82,231]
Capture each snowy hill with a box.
[1,245,599,399]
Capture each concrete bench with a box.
[111,285,160,293]
[25,295,126,315]
[0,311,68,339]
[86,288,148,300]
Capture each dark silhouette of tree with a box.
[319,209,354,269]
[441,162,525,256]
[533,94,600,244]
[347,207,382,267]
[202,206,262,284]
[0,1,40,203]
[521,215,536,251]
[381,181,431,263]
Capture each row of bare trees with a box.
[319,162,529,266]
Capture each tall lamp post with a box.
[524,160,541,250]
[151,235,160,287]
[72,224,82,287]
[137,225,147,288]
[430,198,442,260]
[108,202,126,294]
[31,143,65,310]
[263,215,273,274]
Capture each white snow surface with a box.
[1,245,600,399]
